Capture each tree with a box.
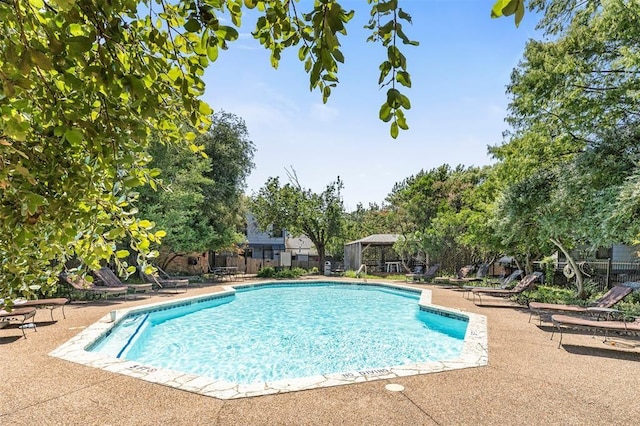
[138,138,216,269]
[137,112,254,269]
[251,171,344,268]
[506,1,640,145]
[493,122,640,298]
[0,0,548,297]
[490,0,640,296]
[386,165,493,273]
[1,0,232,296]
[338,202,394,257]
[201,111,255,240]
[5,0,510,297]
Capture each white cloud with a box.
[309,103,340,123]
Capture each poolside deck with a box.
[2,277,639,425]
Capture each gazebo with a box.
[343,234,400,272]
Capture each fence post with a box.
[606,257,612,288]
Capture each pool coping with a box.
[49,280,488,399]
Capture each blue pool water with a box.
[90,283,468,384]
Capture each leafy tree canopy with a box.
[0,0,447,298]
[251,170,344,268]
[137,112,255,270]
[489,0,640,286]
[386,165,492,272]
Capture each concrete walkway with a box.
[1,279,639,425]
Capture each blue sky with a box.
[203,1,541,211]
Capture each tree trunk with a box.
[549,237,585,299]
[317,244,326,272]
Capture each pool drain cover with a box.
[385,383,405,392]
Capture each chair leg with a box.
[550,324,563,348]
[19,317,37,338]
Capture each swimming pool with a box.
[51,280,488,399]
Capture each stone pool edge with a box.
[49,280,488,400]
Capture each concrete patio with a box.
[1,278,639,425]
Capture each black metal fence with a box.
[534,260,640,291]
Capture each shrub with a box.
[256,266,276,278]
[526,285,583,305]
[257,267,308,279]
[275,268,306,279]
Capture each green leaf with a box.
[67,36,93,53]
[31,50,52,70]
[491,0,509,18]
[184,19,201,33]
[332,49,345,64]
[207,45,219,61]
[69,23,84,37]
[386,88,400,108]
[123,176,140,188]
[64,129,83,144]
[396,110,408,130]
[217,26,239,41]
[378,61,392,85]
[116,250,130,258]
[396,71,412,88]
[397,8,412,23]
[379,103,393,122]
[502,0,520,16]
[198,101,212,115]
[25,192,47,215]
[515,2,525,27]
[138,219,153,229]
[390,121,399,139]
[376,0,398,14]
[105,228,125,240]
[322,86,331,103]
[398,93,411,109]
[491,0,524,21]
[298,45,309,61]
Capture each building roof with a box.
[346,234,400,245]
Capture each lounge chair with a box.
[405,265,424,282]
[60,272,128,299]
[472,271,543,305]
[94,267,153,299]
[143,271,189,293]
[156,266,202,283]
[551,314,640,348]
[11,297,69,321]
[458,269,524,299]
[0,307,37,338]
[406,264,440,283]
[448,263,490,286]
[528,284,634,325]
